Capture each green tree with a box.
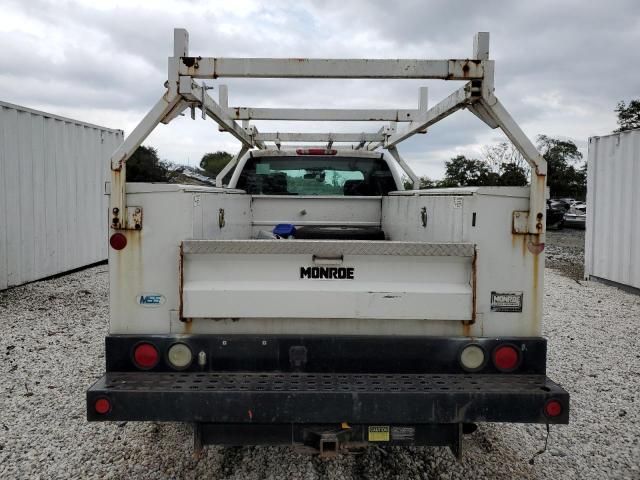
[482,142,529,186]
[200,151,234,177]
[403,175,437,190]
[127,146,170,182]
[614,99,640,132]
[498,162,528,186]
[482,141,527,172]
[536,135,585,199]
[442,155,500,187]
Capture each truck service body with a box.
[87,29,569,457]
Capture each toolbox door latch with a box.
[289,346,308,370]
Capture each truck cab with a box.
[87,29,569,458]
[229,148,403,196]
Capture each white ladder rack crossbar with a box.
[108,28,546,241]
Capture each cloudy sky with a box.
[1,0,637,178]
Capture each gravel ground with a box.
[1,244,639,479]
[545,228,585,280]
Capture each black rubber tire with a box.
[294,226,385,240]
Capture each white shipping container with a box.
[0,101,123,290]
[585,128,640,291]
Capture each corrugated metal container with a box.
[585,128,640,291]
[0,101,123,290]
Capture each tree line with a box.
[410,134,586,199]
[125,98,639,199]
[121,148,234,185]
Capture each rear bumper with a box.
[87,371,569,424]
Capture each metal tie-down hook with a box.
[201,82,214,120]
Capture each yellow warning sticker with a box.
[368,425,390,442]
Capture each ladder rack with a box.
[109,28,546,245]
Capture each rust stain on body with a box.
[462,247,478,337]
[471,248,477,323]
[520,234,527,257]
[181,57,197,67]
[178,242,184,321]
[178,241,194,334]
[531,238,541,335]
[462,321,472,337]
[114,229,142,332]
[183,319,193,334]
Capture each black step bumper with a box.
[87,371,569,424]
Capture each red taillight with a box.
[492,344,520,372]
[296,148,337,155]
[544,399,563,417]
[94,397,111,414]
[110,233,127,250]
[133,343,159,369]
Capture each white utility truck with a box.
[87,29,568,457]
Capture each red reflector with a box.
[94,398,111,414]
[133,343,159,369]
[544,399,563,417]
[492,344,520,371]
[110,233,127,250]
[296,148,337,155]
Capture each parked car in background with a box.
[564,202,586,228]
[552,198,574,211]
[546,200,565,229]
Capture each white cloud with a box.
[0,0,637,178]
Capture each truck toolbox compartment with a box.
[87,371,569,424]
[181,240,475,321]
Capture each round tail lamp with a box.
[133,342,159,369]
[544,399,563,418]
[94,397,112,415]
[492,344,520,372]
